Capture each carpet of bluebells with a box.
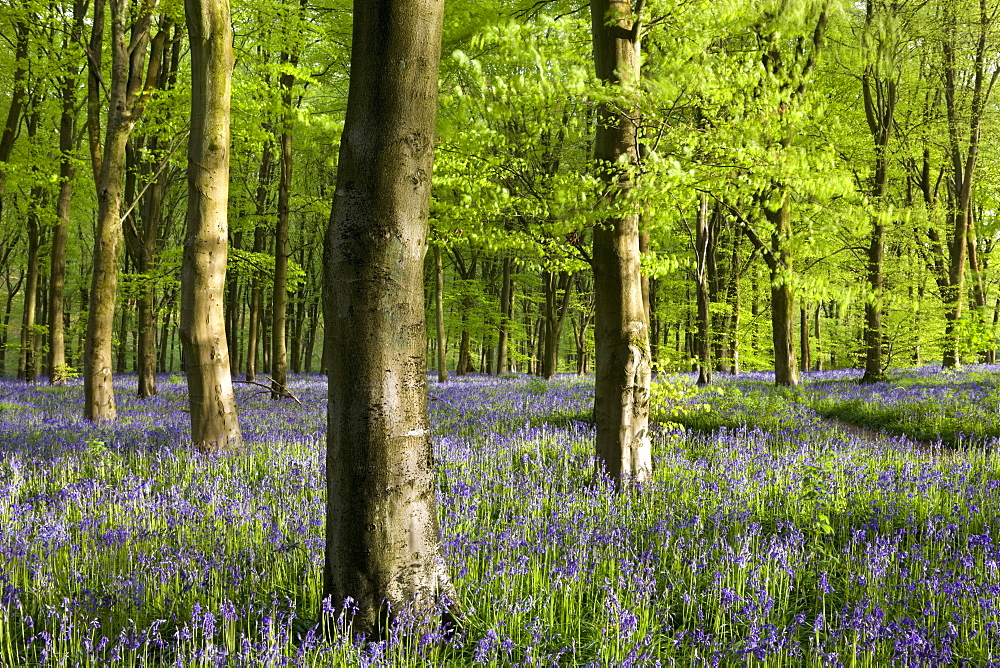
[2,368,1000,665]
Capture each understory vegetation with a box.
[1,369,1000,665]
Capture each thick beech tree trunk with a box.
[590,0,652,484]
[180,0,242,453]
[322,0,458,637]
[84,0,159,420]
[434,244,448,382]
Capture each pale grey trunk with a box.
[180,0,242,453]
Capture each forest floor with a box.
[1,366,999,665]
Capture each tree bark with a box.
[84,0,160,421]
[590,0,652,484]
[322,0,457,638]
[180,0,242,453]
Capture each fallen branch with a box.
[233,378,304,406]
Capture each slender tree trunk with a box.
[590,0,651,484]
[180,0,242,453]
[49,0,86,384]
[271,59,295,398]
[245,139,273,381]
[19,191,43,382]
[725,234,740,374]
[859,25,895,383]
[225,229,242,376]
[0,18,28,218]
[542,270,573,379]
[940,1,995,367]
[496,254,512,375]
[694,195,712,385]
[814,303,823,370]
[799,303,811,373]
[1,272,24,375]
[322,0,457,638]
[84,0,160,421]
[434,244,448,382]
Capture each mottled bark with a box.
[322,0,457,638]
[590,0,652,484]
[180,0,242,453]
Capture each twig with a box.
[233,378,304,406]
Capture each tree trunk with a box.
[694,195,712,385]
[49,0,86,384]
[271,55,295,399]
[814,303,823,370]
[84,0,160,421]
[725,234,740,374]
[799,303,810,373]
[496,254,512,375]
[1,271,24,375]
[0,18,28,218]
[940,1,995,368]
[433,244,448,382]
[180,0,243,453]
[542,270,573,379]
[590,0,652,484]
[246,139,273,381]
[763,198,799,386]
[322,0,457,638]
[19,190,43,382]
[859,7,895,382]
